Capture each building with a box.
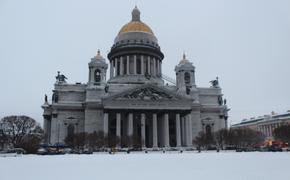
[231,111,290,140]
[42,7,229,149]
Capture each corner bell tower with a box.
[175,54,196,95]
[88,50,108,86]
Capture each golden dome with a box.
[118,21,154,35]
[118,6,154,35]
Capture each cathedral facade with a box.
[42,7,229,149]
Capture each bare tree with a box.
[0,128,9,150]
[193,128,264,151]
[18,134,42,154]
[273,125,290,144]
[193,131,215,150]
[86,131,107,150]
[0,116,43,148]
[215,129,228,150]
[225,128,264,148]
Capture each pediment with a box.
[102,84,192,110]
[116,86,177,101]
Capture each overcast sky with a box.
[1,0,290,125]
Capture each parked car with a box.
[37,148,48,155]
[236,147,255,152]
[268,146,282,152]
[6,148,26,154]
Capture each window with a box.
[116,60,120,75]
[95,69,101,83]
[184,72,191,84]
[136,55,141,74]
[67,124,75,138]
[150,58,154,75]
[123,57,127,74]
[129,55,134,74]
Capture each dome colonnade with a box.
[107,6,164,84]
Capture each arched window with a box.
[145,56,149,74]
[116,60,120,75]
[67,124,75,138]
[184,72,191,84]
[94,69,101,83]
[205,125,212,138]
[129,55,134,74]
[123,57,127,74]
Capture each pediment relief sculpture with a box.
[117,87,176,101]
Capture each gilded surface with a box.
[118,21,154,35]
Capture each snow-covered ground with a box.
[0,151,289,180]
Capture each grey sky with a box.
[1,0,290,126]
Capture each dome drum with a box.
[108,44,164,60]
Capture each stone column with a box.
[147,56,151,75]
[182,117,186,146]
[262,126,266,136]
[134,55,137,75]
[175,113,181,147]
[156,60,160,76]
[47,119,51,144]
[126,56,130,75]
[160,61,162,76]
[43,118,48,142]
[116,113,121,140]
[103,113,109,136]
[110,60,114,78]
[187,114,193,147]
[141,55,144,75]
[153,58,156,76]
[152,113,158,148]
[43,118,49,143]
[114,58,118,76]
[127,113,133,147]
[127,113,133,136]
[141,113,146,148]
[120,56,124,75]
[164,113,170,147]
[184,116,189,146]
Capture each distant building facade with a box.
[231,111,290,140]
[42,7,229,148]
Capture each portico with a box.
[102,84,194,148]
[103,110,193,148]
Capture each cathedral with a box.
[42,7,229,149]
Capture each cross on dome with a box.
[179,52,189,64]
[132,6,141,21]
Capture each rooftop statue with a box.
[210,77,219,88]
[55,71,67,83]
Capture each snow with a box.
[0,151,289,180]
